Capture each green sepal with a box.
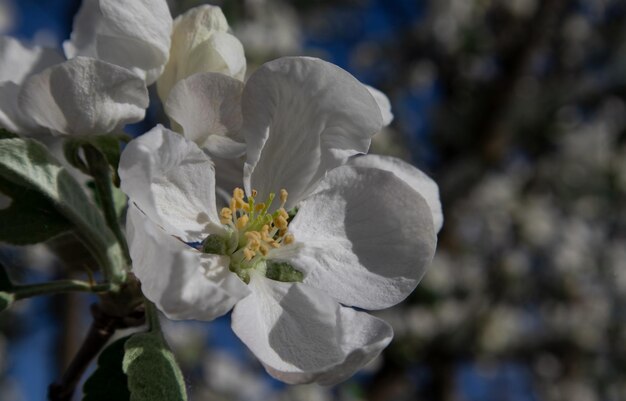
[265,261,304,283]
[201,234,227,255]
[82,336,131,401]
[0,291,14,312]
[123,331,188,401]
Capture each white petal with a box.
[156,5,246,103]
[242,57,383,209]
[204,135,246,159]
[127,204,250,320]
[0,36,63,84]
[119,125,225,242]
[17,57,148,136]
[231,273,392,385]
[277,165,437,310]
[164,72,244,155]
[0,36,63,132]
[212,154,245,208]
[63,0,172,84]
[349,154,443,232]
[200,32,246,80]
[365,85,393,127]
[0,82,29,133]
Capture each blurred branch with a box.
[48,302,145,401]
[10,280,110,300]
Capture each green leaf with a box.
[82,144,130,263]
[0,137,126,284]
[0,176,72,244]
[83,336,131,401]
[87,180,127,219]
[123,332,188,401]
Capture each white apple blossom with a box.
[119,57,440,384]
[0,0,175,136]
[64,0,172,84]
[0,1,247,137]
[0,34,148,136]
[156,4,247,104]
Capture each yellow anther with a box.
[280,189,288,205]
[235,198,247,209]
[274,215,288,230]
[243,248,255,261]
[236,215,249,229]
[279,228,287,237]
[247,238,260,251]
[255,203,265,212]
[233,187,245,200]
[229,199,237,214]
[284,234,295,245]
[241,203,250,212]
[251,189,258,197]
[277,208,289,220]
[260,225,272,241]
[244,231,261,241]
[220,207,233,224]
[259,243,269,256]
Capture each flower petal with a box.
[0,36,63,132]
[231,273,392,385]
[242,57,383,209]
[119,125,225,242]
[17,57,148,136]
[156,5,246,103]
[349,154,443,232]
[276,165,436,310]
[212,154,245,208]
[0,36,63,84]
[63,0,172,84]
[164,72,244,156]
[127,204,250,320]
[365,85,393,126]
[0,82,28,133]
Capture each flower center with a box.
[202,187,299,283]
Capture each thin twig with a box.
[11,280,110,300]
[48,303,145,401]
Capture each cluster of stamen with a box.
[216,187,294,278]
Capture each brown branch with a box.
[48,302,144,401]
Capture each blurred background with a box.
[1,0,626,400]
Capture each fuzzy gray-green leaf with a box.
[0,137,125,284]
[123,332,187,401]
[0,176,72,244]
[83,336,131,401]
